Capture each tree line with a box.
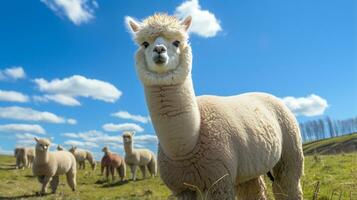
[299,116,357,142]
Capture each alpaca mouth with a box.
[153,55,167,65]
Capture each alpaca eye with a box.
[142,42,149,48]
[172,40,180,47]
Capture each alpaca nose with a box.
[153,45,167,54]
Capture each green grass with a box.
[1,134,357,199]
[0,155,171,200]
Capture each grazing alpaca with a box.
[14,147,35,169]
[69,146,96,170]
[32,137,76,195]
[101,146,126,181]
[126,14,304,199]
[57,145,64,151]
[122,131,157,181]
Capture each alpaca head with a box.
[57,145,64,151]
[126,13,193,86]
[122,131,135,144]
[34,137,51,152]
[69,146,77,153]
[102,146,109,153]
[14,147,25,157]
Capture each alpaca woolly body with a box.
[69,147,96,170]
[14,147,35,169]
[33,138,76,194]
[101,147,126,181]
[33,151,76,176]
[123,131,157,181]
[126,13,304,200]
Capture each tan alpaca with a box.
[32,137,76,195]
[14,147,35,169]
[69,146,96,170]
[126,13,304,200]
[122,131,157,181]
[101,146,126,182]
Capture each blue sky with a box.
[0,0,355,157]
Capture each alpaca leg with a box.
[37,175,45,184]
[15,157,20,169]
[50,176,59,193]
[83,161,86,170]
[66,170,77,192]
[272,158,303,200]
[148,160,157,177]
[130,165,137,181]
[110,166,115,181]
[117,165,125,181]
[105,166,110,181]
[236,176,267,200]
[101,164,105,175]
[40,176,52,194]
[139,165,146,179]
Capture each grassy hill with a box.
[303,133,357,155]
[0,135,356,199]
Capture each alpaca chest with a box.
[158,142,234,194]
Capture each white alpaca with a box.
[32,137,77,195]
[14,147,35,169]
[126,14,304,200]
[69,146,96,170]
[122,131,157,181]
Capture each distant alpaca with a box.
[69,146,96,170]
[101,146,126,181]
[57,145,64,151]
[122,131,157,181]
[14,147,35,169]
[126,13,304,199]
[32,137,76,195]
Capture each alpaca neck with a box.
[36,149,49,164]
[144,77,200,159]
[124,142,133,155]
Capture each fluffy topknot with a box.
[132,13,189,44]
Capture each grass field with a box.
[1,135,357,199]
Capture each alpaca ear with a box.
[181,16,192,31]
[125,16,142,33]
[131,131,136,136]
[34,137,39,142]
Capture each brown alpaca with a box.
[101,146,126,182]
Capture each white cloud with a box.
[102,123,144,133]
[62,130,157,152]
[33,94,81,107]
[41,0,98,25]
[34,75,121,105]
[0,106,75,124]
[175,0,222,38]
[0,66,26,80]
[111,111,150,124]
[134,134,158,144]
[282,94,328,117]
[0,124,45,134]
[15,133,39,140]
[64,140,98,148]
[0,90,29,103]
[67,118,77,125]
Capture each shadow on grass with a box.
[0,166,16,170]
[0,193,50,200]
[101,180,131,187]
